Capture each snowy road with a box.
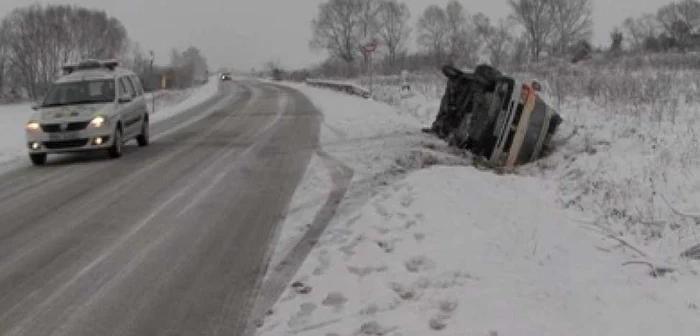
[0,80,322,335]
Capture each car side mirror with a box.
[118,94,132,103]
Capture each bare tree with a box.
[357,0,380,41]
[443,1,482,66]
[310,0,365,65]
[169,46,208,88]
[357,0,381,68]
[0,4,129,99]
[484,18,516,68]
[508,0,554,62]
[416,5,449,65]
[548,0,593,56]
[444,0,468,65]
[510,34,530,69]
[0,42,7,99]
[610,27,623,52]
[375,0,411,70]
[656,0,700,49]
[622,14,661,51]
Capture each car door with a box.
[128,75,148,120]
[117,76,139,137]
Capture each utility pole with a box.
[149,50,155,113]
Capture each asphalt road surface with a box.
[0,80,321,335]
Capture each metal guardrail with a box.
[305,79,370,99]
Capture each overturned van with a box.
[424,64,563,169]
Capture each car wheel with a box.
[136,117,150,147]
[108,127,123,158]
[29,153,47,166]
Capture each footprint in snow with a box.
[388,282,415,300]
[427,299,459,331]
[400,194,414,207]
[348,265,388,277]
[373,203,391,220]
[291,281,312,294]
[339,235,364,256]
[312,250,332,276]
[321,291,348,309]
[405,219,418,229]
[359,320,396,335]
[404,255,435,273]
[413,232,426,241]
[376,239,395,253]
[287,302,317,328]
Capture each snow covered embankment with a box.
[259,166,700,336]
[256,72,700,335]
[263,82,428,271]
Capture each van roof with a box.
[56,67,135,84]
[56,59,136,84]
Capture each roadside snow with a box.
[149,77,219,123]
[0,103,32,170]
[258,166,700,336]
[255,77,700,335]
[264,82,425,270]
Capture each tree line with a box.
[306,0,700,77]
[0,4,209,102]
[620,0,700,52]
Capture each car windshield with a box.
[41,79,115,107]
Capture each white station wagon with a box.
[25,59,150,165]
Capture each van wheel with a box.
[137,118,150,147]
[29,153,47,166]
[108,127,123,158]
[474,64,501,87]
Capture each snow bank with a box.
[305,79,369,98]
[0,103,32,169]
[149,76,220,123]
[258,166,700,336]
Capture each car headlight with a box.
[26,121,41,132]
[90,115,106,128]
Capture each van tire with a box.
[137,117,150,147]
[29,153,47,166]
[108,127,123,158]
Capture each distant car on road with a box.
[25,59,150,166]
[220,72,232,81]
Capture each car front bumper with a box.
[26,125,115,154]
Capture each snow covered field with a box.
[255,62,700,335]
[0,78,218,171]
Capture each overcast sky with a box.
[0,0,676,71]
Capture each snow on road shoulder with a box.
[149,76,219,123]
[264,82,431,273]
[0,103,32,170]
[281,82,421,143]
[258,166,700,336]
